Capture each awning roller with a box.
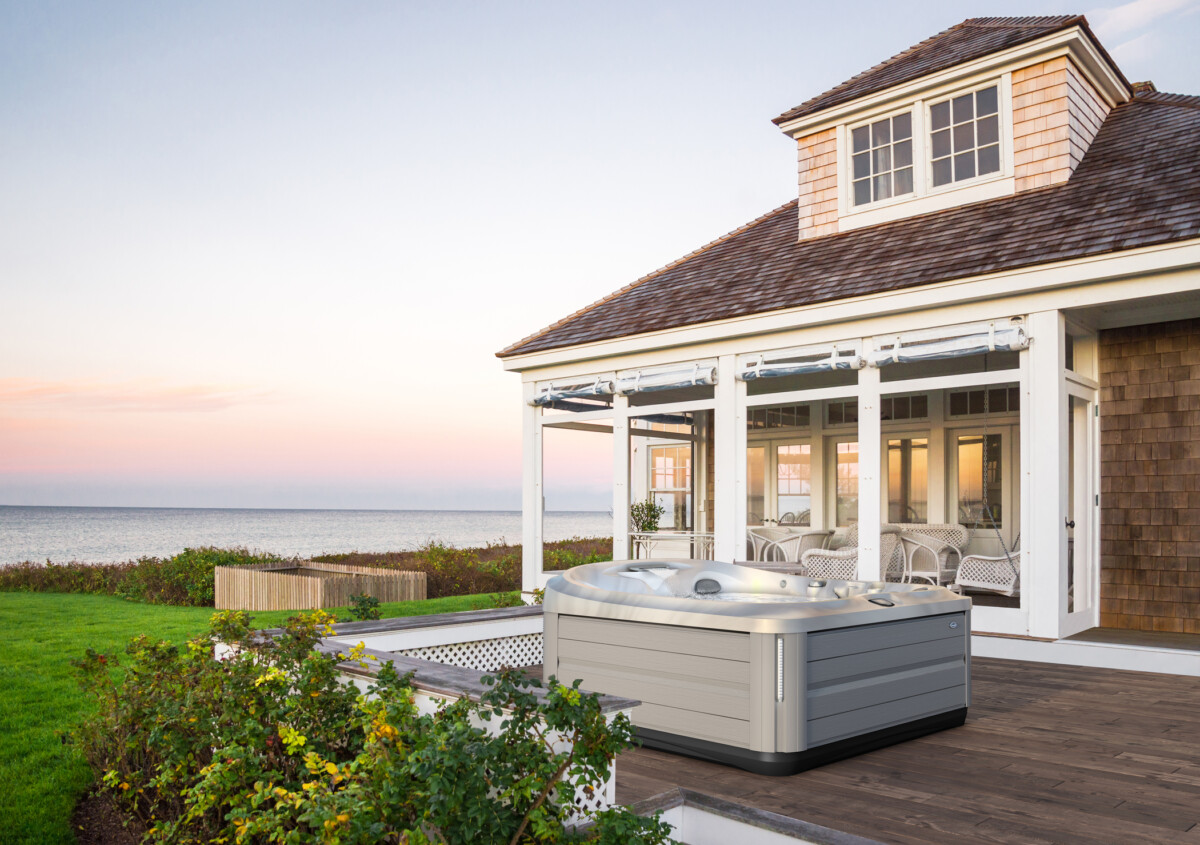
[738,345,864,381]
[869,322,1029,367]
[615,362,716,395]
[530,376,614,406]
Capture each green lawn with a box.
[0,591,503,845]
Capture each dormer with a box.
[774,16,1131,239]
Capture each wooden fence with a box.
[215,562,427,611]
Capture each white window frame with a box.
[845,106,918,210]
[648,442,694,531]
[838,74,1014,228]
[925,79,1007,196]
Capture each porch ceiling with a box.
[1067,289,1200,331]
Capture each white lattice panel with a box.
[393,632,543,672]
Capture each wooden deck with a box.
[616,658,1200,844]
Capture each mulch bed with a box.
[71,790,146,845]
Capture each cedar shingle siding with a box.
[1099,318,1200,633]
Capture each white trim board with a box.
[973,634,1200,677]
[504,239,1200,377]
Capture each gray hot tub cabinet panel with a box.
[554,615,756,748]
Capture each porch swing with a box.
[955,388,1021,597]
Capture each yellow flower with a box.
[119,782,130,791]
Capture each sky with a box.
[2,0,1199,511]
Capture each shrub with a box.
[0,547,283,606]
[347,593,382,621]
[71,612,670,844]
[117,547,283,605]
[312,537,614,600]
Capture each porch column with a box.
[857,341,883,579]
[521,382,543,594]
[1026,310,1067,638]
[612,394,630,561]
[714,354,739,562]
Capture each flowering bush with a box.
[71,611,670,844]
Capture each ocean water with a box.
[0,506,613,565]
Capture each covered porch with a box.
[517,295,1200,647]
[521,308,1088,641]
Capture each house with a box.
[498,15,1200,664]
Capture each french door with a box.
[746,439,812,526]
[948,424,1020,558]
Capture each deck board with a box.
[615,657,1200,843]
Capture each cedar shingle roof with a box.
[499,96,1200,359]
[772,16,1110,126]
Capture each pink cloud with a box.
[0,377,275,413]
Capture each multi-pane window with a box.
[948,387,1020,416]
[851,112,914,206]
[649,445,692,530]
[776,444,812,525]
[747,404,810,430]
[826,399,859,426]
[880,394,929,421]
[930,85,1000,187]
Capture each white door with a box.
[1062,388,1100,636]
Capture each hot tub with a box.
[543,559,970,775]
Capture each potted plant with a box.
[630,498,665,533]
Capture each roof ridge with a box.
[1134,90,1200,110]
[961,15,1083,28]
[496,198,798,358]
[773,14,1090,126]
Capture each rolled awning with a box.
[739,345,865,381]
[869,323,1029,367]
[530,376,614,406]
[615,362,716,395]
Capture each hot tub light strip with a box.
[776,636,784,702]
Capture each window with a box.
[649,444,692,530]
[851,112,914,206]
[880,394,928,421]
[747,446,765,525]
[948,387,1020,416]
[930,85,1000,187]
[826,399,858,426]
[747,404,810,430]
[776,444,812,525]
[835,442,859,526]
[956,433,1003,528]
[888,438,928,523]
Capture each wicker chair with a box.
[894,524,971,586]
[747,528,830,564]
[956,536,1021,596]
[800,527,906,581]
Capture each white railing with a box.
[630,531,715,561]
